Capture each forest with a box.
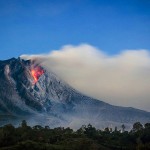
[0,120,149,150]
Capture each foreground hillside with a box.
[0,121,150,150]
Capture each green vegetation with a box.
[0,121,149,150]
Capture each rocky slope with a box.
[0,58,149,129]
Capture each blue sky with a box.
[0,0,150,60]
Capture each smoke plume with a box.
[21,44,150,111]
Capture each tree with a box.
[121,124,125,132]
[33,125,43,130]
[104,127,109,133]
[44,126,50,130]
[76,125,86,134]
[84,124,97,138]
[0,124,16,146]
[21,120,27,128]
[114,126,118,132]
[132,122,143,132]
[64,127,73,134]
[144,123,150,129]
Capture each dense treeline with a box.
[0,121,150,150]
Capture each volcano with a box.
[0,57,150,129]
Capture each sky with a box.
[0,0,150,59]
[0,0,150,111]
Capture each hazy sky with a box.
[0,0,150,59]
[1,0,150,111]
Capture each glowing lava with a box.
[31,66,44,83]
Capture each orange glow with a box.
[31,66,44,83]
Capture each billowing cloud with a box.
[21,44,150,111]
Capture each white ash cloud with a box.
[21,44,150,111]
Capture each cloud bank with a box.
[21,44,150,111]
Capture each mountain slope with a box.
[0,58,149,128]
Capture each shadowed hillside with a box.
[0,120,150,150]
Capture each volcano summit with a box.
[0,58,149,129]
